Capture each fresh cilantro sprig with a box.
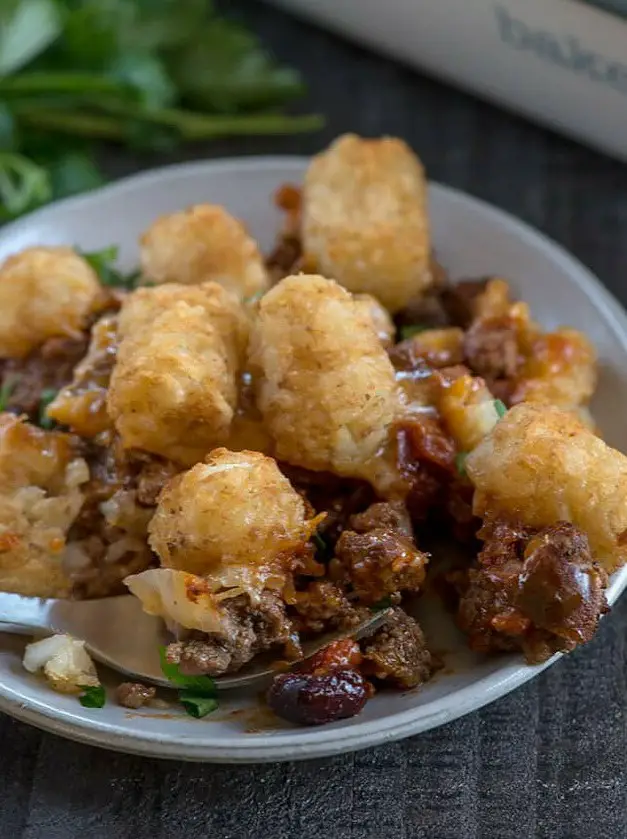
[0,0,322,221]
[79,684,106,708]
[159,647,219,719]
[81,245,139,290]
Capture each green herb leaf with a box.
[0,105,19,152]
[110,52,176,109]
[0,0,62,76]
[312,532,328,554]
[455,452,468,477]
[179,691,219,718]
[0,375,18,412]
[400,324,428,341]
[494,399,508,419]
[159,647,217,696]
[49,151,105,199]
[0,152,51,220]
[169,19,305,113]
[80,245,139,289]
[79,684,106,708]
[370,596,392,612]
[38,388,57,429]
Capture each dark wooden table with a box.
[5,3,627,837]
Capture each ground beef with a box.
[265,183,303,283]
[440,278,490,328]
[395,416,457,523]
[361,608,433,689]
[290,581,361,634]
[281,464,374,548]
[66,439,159,598]
[463,318,519,380]
[166,591,294,676]
[265,235,302,283]
[116,682,156,709]
[132,453,180,506]
[350,501,413,539]
[1,334,89,418]
[454,520,609,663]
[395,292,450,331]
[334,528,429,605]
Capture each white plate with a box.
[1,157,627,764]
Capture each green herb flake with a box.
[38,387,57,429]
[159,646,217,696]
[494,399,508,419]
[0,375,18,412]
[80,245,139,290]
[455,451,468,477]
[79,684,106,708]
[179,692,219,719]
[312,532,328,554]
[400,324,428,341]
[370,596,392,612]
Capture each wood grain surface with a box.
[4,2,627,836]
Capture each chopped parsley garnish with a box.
[312,531,329,553]
[79,684,106,709]
[494,399,508,418]
[38,388,57,429]
[455,452,468,477]
[81,246,140,290]
[370,596,393,612]
[399,324,428,341]
[179,693,219,719]
[159,647,218,718]
[0,375,18,412]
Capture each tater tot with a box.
[302,134,433,313]
[353,293,396,347]
[107,289,247,465]
[466,403,627,571]
[0,247,102,358]
[148,448,310,584]
[117,281,245,344]
[139,204,269,298]
[250,274,399,478]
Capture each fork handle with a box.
[0,592,54,633]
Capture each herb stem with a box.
[0,72,132,97]
[97,101,325,139]
[15,107,128,141]
[15,102,324,142]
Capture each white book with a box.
[268,0,627,162]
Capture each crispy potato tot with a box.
[0,415,89,598]
[467,403,627,571]
[303,134,433,313]
[108,285,247,465]
[139,204,269,298]
[353,293,396,347]
[436,370,500,452]
[250,274,399,478]
[148,448,311,586]
[0,246,102,358]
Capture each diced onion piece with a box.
[23,634,99,694]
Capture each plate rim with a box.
[1,155,627,763]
